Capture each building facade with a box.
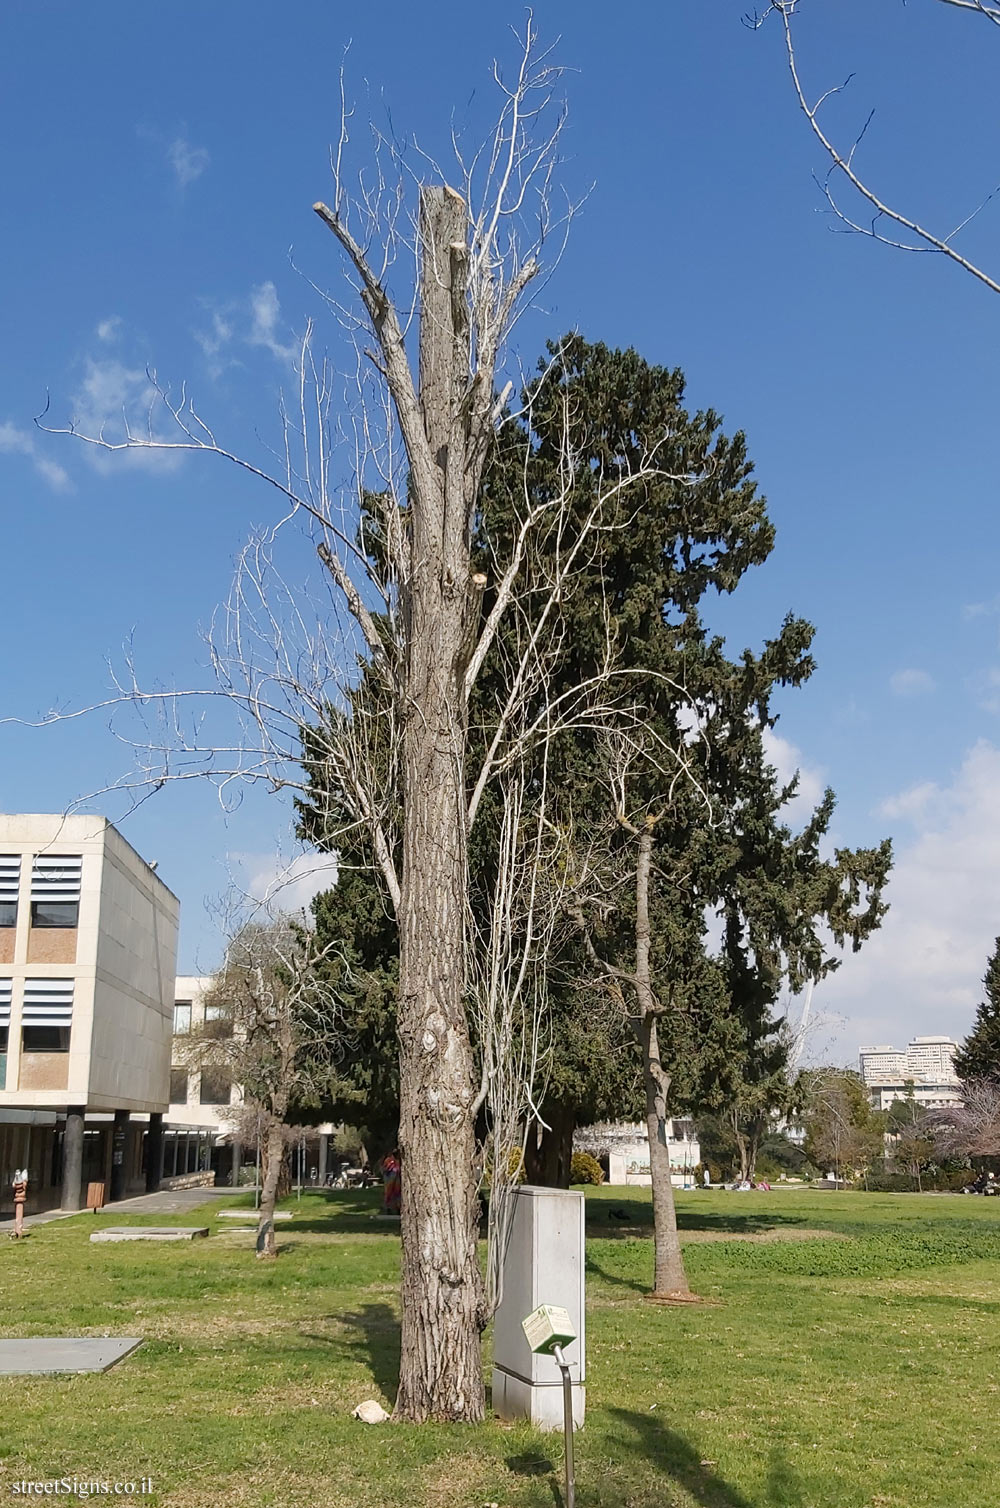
[574,1119,701,1187]
[167,974,243,1184]
[858,1034,963,1110]
[167,973,338,1187]
[0,815,178,1214]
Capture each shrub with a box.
[571,1151,604,1185]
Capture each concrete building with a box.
[575,1119,701,1187]
[858,1034,963,1110]
[167,974,243,1185]
[0,815,178,1215]
[168,974,336,1186]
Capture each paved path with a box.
[0,1185,251,1234]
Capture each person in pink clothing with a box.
[381,1150,401,1216]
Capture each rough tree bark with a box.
[393,187,487,1422]
[257,1112,287,1260]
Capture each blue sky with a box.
[2,1,999,1058]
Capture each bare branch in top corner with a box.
[760,0,1000,296]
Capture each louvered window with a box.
[0,856,19,928]
[30,855,82,929]
[0,978,10,1078]
[21,978,73,1052]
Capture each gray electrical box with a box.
[492,1184,585,1429]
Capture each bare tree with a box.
[180,915,347,1257]
[31,27,682,1420]
[752,0,1000,296]
[927,1079,1000,1159]
[801,1068,885,1186]
[468,742,566,1312]
[568,729,713,1302]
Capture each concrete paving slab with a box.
[90,1227,209,1243]
[217,1210,291,1220]
[0,1338,143,1375]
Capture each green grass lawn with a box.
[2,1186,999,1507]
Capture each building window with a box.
[173,1002,192,1034]
[0,856,20,927]
[199,1067,232,1105]
[0,979,10,1085]
[21,978,73,1048]
[30,900,80,928]
[30,855,82,928]
[169,1067,189,1103]
[22,1025,71,1052]
[203,1002,233,1039]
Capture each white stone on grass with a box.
[352,1400,390,1423]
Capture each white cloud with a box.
[0,419,71,491]
[819,739,1000,1057]
[167,136,210,188]
[195,310,234,360]
[248,282,297,364]
[239,850,340,917]
[878,780,937,823]
[194,283,298,376]
[963,596,1000,620]
[69,358,183,475]
[762,727,826,827]
[889,668,935,697]
[96,317,122,344]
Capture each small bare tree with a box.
[567,728,714,1302]
[180,915,347,1258]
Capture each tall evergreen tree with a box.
[954,937,1000,1084]
[299,336,890,1300]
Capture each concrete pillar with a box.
[110,1110,130,1203]
[230,1139,241,1188]
[318,1133,329,1185]
[145,1113,164,1193]
[492,1185,586,1430]
[61,1107,86,1212]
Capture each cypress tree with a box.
[954,938,1000,1084]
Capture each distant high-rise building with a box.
[857,1034,962,1110]
[858,1045,907,1082]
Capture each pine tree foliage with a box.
[297,337,891,1209]
[954,936,1000,1084]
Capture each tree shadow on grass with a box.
[301,1301,400,1403]
[608,1411,808,1507]
[905,1291,1000,1316]
[273,1191,401,1237]
[586,1201,810,1241]
[585,1251,656,1295]
[505,1453,560,1507]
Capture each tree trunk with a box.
[394,186,486,1423]
[524,1101,575,1187]
[733,1123,752,1184]
[257,1118,285,1260]
[643,1016,691,1298]
[633,818,691,1300]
